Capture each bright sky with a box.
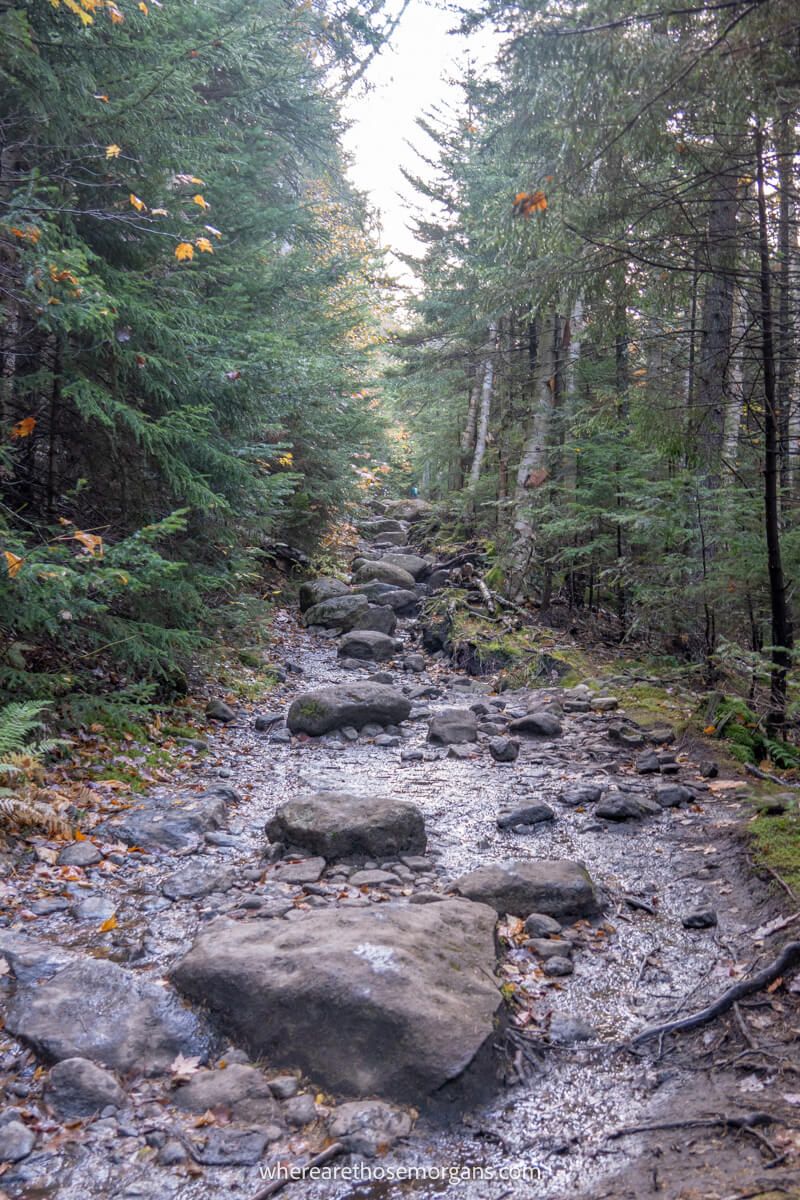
[341,0,498,285]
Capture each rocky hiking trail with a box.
[1,504,800,1200]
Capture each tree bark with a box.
[468,322,498,487]
[755,122,793,732]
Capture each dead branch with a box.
[745,762,800,788]
[630,941,800,1046]
[250,1142,345,1199]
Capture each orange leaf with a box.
[11,416,36,439]
[3,550,23,578]
[73,530,104,557]
[175,242,194,261]
[98,915,117,932]
[192,194,208,210]
[105,144,121,159]
[129,194,146,213]
[767,976,783,994]
[194,237,213,254]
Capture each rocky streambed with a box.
[1,506,798,1200]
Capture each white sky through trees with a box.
[341,0,497,286]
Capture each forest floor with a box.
[1,510,799,1200]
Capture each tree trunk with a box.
[468,323,498,487]
[508,308,558,597]
[755,122,793,732]
[695,170,739,479]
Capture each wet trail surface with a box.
[1,529,797,1200]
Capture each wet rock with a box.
[648,727,676,745]
[190,1127,271,1166]
[590,697,619,712]
[354,585,419,612]
[206,698,237,723]
[359,516,406,536]
[254,712,283,732]
[607,724,645,749]
[172,1064,278,1124]
[58,841,102,868]
[5,953,212,1074]
[267,793,425,861]
[304,594,370,632]
[283,1093,317,1126]
[452,859,599,919]
[549,1016,594,1044]
[447,744,478,760]
[72,896,116,923]
[328,1100,413,1156]
[377,553,429,580]
[0,931,73,984]
[401,653,426,673]
[349,868,400,886]
[654,783,694,808]
[596,791,659,821]
[508,712,563,739]
[286,684,411,736]
[526,938,572,959]
[496,803,555,830]
[559,784,603,807]
[523,913,562,937]
[427,708,478,745]
[682,905,717,929]
[97,787,234,854]
[543,956,574,977]
[338,630,396,662]
[274,857,326,884]
[171,899,500,1104]
[29,897,70,915]
[0,1121,35,1163]
[46,1058,125,1117]
[162,863,234,901]
[636,751,661,774]
[489,737,519,763]
[351,605,398,636]
[353,561,416,589]
[158,1140,188,1166]
[699,759,719,778]
[298,577,350,612]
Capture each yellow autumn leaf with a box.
[138,0,148,12]
[105,144,121,159]
[73,530,104,557]
[98,915,118,932]
[192,194,208,210]
[194,237,213,253]
[63,0,93,25]
[129,194,146,213]
[3,551,23,578]
[277,451,294,467]
[175,242,194,261]
[107,3,124,23]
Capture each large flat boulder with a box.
[384,499,431,522]
[359,517,407,536]
[377,553,430,581]
[353,561,416,589]
[266,792,426,859]
[96,786,235,853]
[298,577,350,613]
[4,951,213,1074]
[452,859,599,918]
[303,594,369,631]
[353,584,419,612]
[508,711,563,739]
[171,900,500,1103]
[337,630,396,662]
[287,683,411,735]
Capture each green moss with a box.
[297,699,324,718]
[750,811,800,895]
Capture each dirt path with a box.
[1,522,799,1200]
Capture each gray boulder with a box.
[489,737,519,763]
[5,954,212,1075]
[508,711,563,739]
[266,792,426,860]
[96,786,236,854]
[304,594,369,632]
[171,900,499,1104]
[427,708,478,745]
[172,1064,278,1124]
[298,577,350,613]
[452,859,599,918]
[162,863,235,901]
[57,841,102,868]
[359,517,406,536]
[496,802,555,830]
[596,791,660,821]
[353,584,419,612]
[351,604,398,636]
[337,630,396,662]
[46,1058,125,1117]
[206,699,237,723]
[654,783,694,808]
[353,561,416,589]
[0,1121,34,1163]
[287,684,411,735]
[377,553,429,580]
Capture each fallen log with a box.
[630,941,800,1046]
[250,1142,345,1199]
